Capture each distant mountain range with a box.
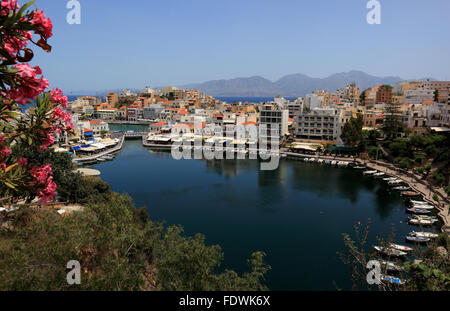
[67,71,433,98]
[181,71,433,97]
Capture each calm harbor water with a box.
[88,137,435,290]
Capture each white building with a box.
[304,94,322,110]
[294,107,342,145]
[259,103,289,144]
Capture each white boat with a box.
[317,159,324,164]
[408,218,436,226]
[411,204,434,210]
[389,243,413,252]
[374,246,407,257]
[363,170,377,175]
[393,186,410,191]
[388,179,404,185]
[409,231,439,239]
[383,177,397,181]
[303,158,309,162]
[337,161,349,167]
[373,172,385,177]
[331,160,337,165]
[410,200,432,206]
[309,158,316,162]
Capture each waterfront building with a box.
[294,107,342,145]
[259,103,289,144]
[97,108,117,120]
[143,104,164,120]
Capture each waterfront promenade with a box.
[74,135,125,163]
[359,159,450,236]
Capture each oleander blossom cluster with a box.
[8,64,49,105]
[30,164,57,204]
[0,0,71,204]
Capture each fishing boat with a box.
[363,170,377,176]
[373,246,407,257]
[373,172,385,178]
[381,275,406,285]
[401,191,420,197]
[406,235,430,243]
[409,231,439,239]
[380,261,403,272]
[406,207,432,215]
[317,159,324,164]
[331,160,337,165]
[303,158,309,162]
[392,186,410,191]
[309,158,316,162]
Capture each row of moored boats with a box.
[360,167,441,286]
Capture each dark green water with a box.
[92,139,425,290]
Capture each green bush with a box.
[416,167,425,175]
[432,194,439,202]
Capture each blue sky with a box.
[29,0,450,93]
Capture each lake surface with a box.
[91,139,430,290]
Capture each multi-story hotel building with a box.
[294,107,342,145]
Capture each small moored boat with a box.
[393,186,410,191]
[406,235,430,243]
[363,170,377,176]
[389,243,413,252]
[388,179,404,185]
[406,207,432,215]
[401,191,420,197]
[409,231,439,239]
[383,177,397,181]
[373,246,407,257]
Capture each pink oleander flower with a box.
[7,64,49,105]
[18,157,28,167]
[50,88,68,108]
[0,145,11,158]
[31,163,56,204]
[1,163,6,171]
[37,179,57,204]
[1,0,19,14]
[31,10,53,39]
[40,132,55,151]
